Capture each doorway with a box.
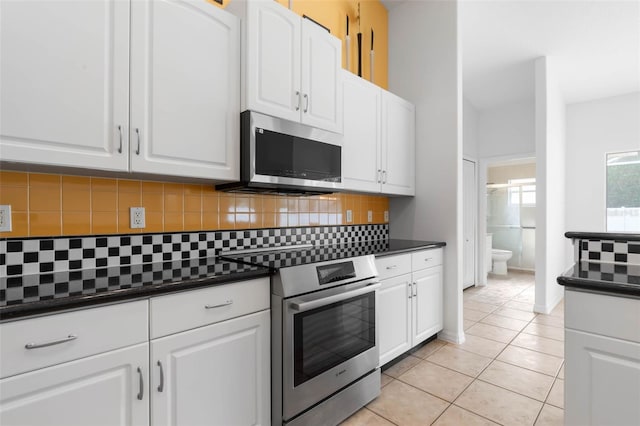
[463,159,477,289]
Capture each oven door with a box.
[282,280,380,420]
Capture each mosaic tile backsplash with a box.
[0,224,389,279]
[0,171,389,238]
[580,239,640,265]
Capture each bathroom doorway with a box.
[485,159,536,280]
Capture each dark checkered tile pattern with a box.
[0,257,261,306]
[580,239,640,265]
[578,261,640,285]
[0,224,388,306]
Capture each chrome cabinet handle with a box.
[386,265,398,270]
[295,91,301,111]
[25,334,77,350]
[377,169,382,183]
[117,125,123,154]
[205,300,233,309]
[413,282,417,297]
[137,367,144,400]
[408,283,412,299]
[157,361,164,392]
[425,258,433,262]
[303,94,309,113]
[135,128,141,155]
[382,170,387,184]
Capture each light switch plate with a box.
[346,210,353,223]
[130,207,146,229]
[384,211,389,222]
[0,205,12,232]
[367,210,373,223]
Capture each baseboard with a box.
[534,291,564,315]
[437,329,465,344]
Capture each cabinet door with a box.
[245,1,301,122]
[378,274,413,366]
[342,71,382,193]
[381,91,415,195]
[129,0,239,180]
[0,0,129,171]
[0,343,149,426]
[412,266,443,345]
[565,329,640,426]
[300,19,342,133]
[151,310,270,426]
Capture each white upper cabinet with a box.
[129,0,239,180]
[341,71,415,196]
[0,0,130,171]
[381,91,415,196]
[0,0,239,182]
[341,71,382,193]
[229,0,342,133]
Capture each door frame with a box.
[478,153,536,286]
[462,156,478,288]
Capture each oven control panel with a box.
[316,261,356,285]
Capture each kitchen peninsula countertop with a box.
[1,238,445,320]
[558,261,640,297]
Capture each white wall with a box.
[477,100,535,159]
[387,1,464,343]
[566,92,640,232]
[534,57,569,314]
[464,98,479,158]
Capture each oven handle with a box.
[289,282,380,313]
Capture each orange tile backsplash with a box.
[0,171,389,238]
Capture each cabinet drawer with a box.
[376,254,411,280]
[150,277,270,339]
[412,248,443,271]
[0,300,148,379]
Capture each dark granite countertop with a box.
[565,231,640,242]
[0,257,270,321]
[1,238,445,321]
[557,261,640,297]
[220,239,446,271]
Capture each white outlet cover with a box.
[384,211,389,222]
[367,210,373,222]
[346,210,353,223]
[0,205,12,232]
[130,207,146,229]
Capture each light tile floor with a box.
[342,271,564,426]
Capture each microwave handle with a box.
[289,282,380,313]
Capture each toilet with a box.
[491,249,513,275]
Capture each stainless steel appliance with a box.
[222,246,381,425]
[216,111,343,195]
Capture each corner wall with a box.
[387,1,464,343]
[534,57,569,314]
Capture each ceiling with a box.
[383,0,640,111]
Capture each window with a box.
[508,178,536,206]
[607,150,640,232]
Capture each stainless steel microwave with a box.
[216,111,343,195]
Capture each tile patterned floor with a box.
[342,271,564,426]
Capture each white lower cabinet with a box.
[0,343,149,426]
[151,310,270,426]
[377,248,443,366]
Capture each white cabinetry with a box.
[0,300,150,426]
[564,289,640,426]
[377,248,443,366]
[0,0,239,181]
[0,277,271,426]
[229,0,342,133]
[341,71,415,195]
[149,277,270,426]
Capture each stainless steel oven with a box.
[272,255,381,426]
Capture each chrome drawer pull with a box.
[135,128,141,155]
[157,361,164,392]
[205,300,233,309]
[295,91,301,111]
[425,258,432,261]
[117,125,123,153]
[137,367,144,400]
[25,334,77,350]
[386,265,398,270]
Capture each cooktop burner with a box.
[219,240,391,271]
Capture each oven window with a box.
[293,292,375,387]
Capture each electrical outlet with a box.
[0,205,12,232]
[367,210,373,223]
[130,207,146,229]
[384,211,389,222]
[346,210,353,223]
